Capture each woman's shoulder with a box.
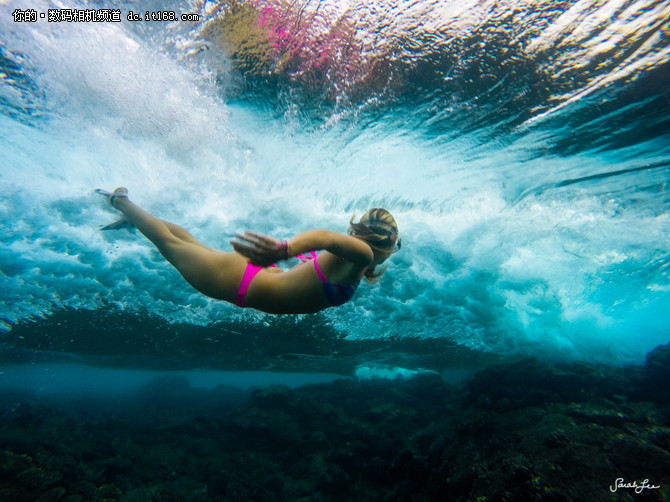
[317,251,368,285]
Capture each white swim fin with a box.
[96,187,133,231]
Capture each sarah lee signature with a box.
[610,478,660,494]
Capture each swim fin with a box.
[99,216,132,231]
[96,188,133,231]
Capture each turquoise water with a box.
[2,2,670,500]
[1,0,669,374]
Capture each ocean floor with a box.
[1,346,670,501]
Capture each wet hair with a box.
[348,208,399,282]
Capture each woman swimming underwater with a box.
[97,188,401,314]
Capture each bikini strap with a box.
[312,256,328,283]
[296,251,319,263]
[236,263,264,307]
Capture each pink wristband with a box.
[276,241,289,260]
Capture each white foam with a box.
[355,366,436,380]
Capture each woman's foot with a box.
[96,187,132,230]
[96,187,128,208]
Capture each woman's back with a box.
[244,252,366,313]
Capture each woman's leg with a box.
[162,220,216,250]
[111,195,247,301]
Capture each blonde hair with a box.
[348,208,399,282]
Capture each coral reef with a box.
[1,346,670,501]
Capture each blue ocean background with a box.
[2,0,668,371]
[2,0,670,499]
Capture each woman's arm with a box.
[231,229,373,267]
[287,229,373,266]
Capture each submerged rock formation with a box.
[1,352,669,501]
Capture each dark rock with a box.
[0,450,33,476]
[644,344,670,401]
[15,466,59,491]
[97,483,122,499]
[646,343,670,378]
[466,358,635,411]
[2,363,669,502]
[35,486,65,502]
[544,431,570,448]
[250,385,296,409]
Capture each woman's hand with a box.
[231,231,287,267]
